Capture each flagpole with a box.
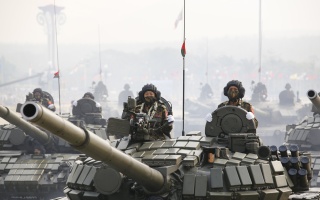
[53,0,61,115]
[258,0,262,82]
[182,0,186,136]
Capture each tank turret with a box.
[283,89,320,187]
[285,90,320,151]
[20,101,320,199]
[307,89,320,114]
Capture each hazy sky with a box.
[0,0,320,45]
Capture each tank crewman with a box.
[198,83,214,101]
[118,83,135,106]
[134,83,174,140]
[93,81,108,102]
[279,83,295,106]
[251,82,268,102]
[30,88,56,112]
[206,80,258,130]
[33,140,46,155]
[72,92,102,114]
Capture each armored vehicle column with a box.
[20,101,165,193]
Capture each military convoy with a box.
[16,99,320,200]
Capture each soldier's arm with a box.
[156,106,173,138]
[249,105,258,127]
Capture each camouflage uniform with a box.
[39,98,55,111]
[218,100,259,129]
[135,101,172,140]
[28,88,56,112]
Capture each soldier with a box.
[33,140,46,155]
[206,80,258,129]
[198,83,214,101]
[72,92,102,115]
[30,88,56,112]
[134,83,174,140]
[118,83,135,106]
[93,81,108,102]
[251,81,268,102]
[279,83,295,106]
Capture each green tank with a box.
[20,101,320,200]
[0,104,78,200]
[283,89,320,188]
[0,99,108,200]
[284,89,320,151]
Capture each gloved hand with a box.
[96,102,101,108]
[205,113,212,122]
[48,104,55,110]
[167,115,175,123]
[246,112,255,120]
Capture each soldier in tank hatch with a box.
[29,88,56,112]
[72,92,102,115]
[279,83,295,106]
[122,84,174,140]
[206,80,258,131]
[93,81,108,102]
[118,83,134,107]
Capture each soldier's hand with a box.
[167,115,175,123]
[246,112,255,120]
[48,104,55,110]
[205,113,212,122]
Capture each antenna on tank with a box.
[53,0,61,115]
[258,0,262,82]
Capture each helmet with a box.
[33,88,43,96]
[33,88,42,94]
[138,83,161,101]
[124,84,130,90]
[83,92,95,100]
[285,83,291,90]
[223,80,245,98]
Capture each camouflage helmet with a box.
[83,92,95,100]
[33,88,43,96]
[138,83,161,101]
[223,80,245,98]
[285,83,291,90]
[124,84,130,90]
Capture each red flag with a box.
[181,40,186,57]
[53,71,59,78]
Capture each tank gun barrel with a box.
[0,104,51,145]
[307,89,320,112]
[20,101,164,192]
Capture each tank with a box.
[0,99,108,200]
[0,104,79,200]
[251,82,310,126]
[280,89,320,189]
[284,89,320,151]
[249,82,312,146]
[19,100,320,199]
